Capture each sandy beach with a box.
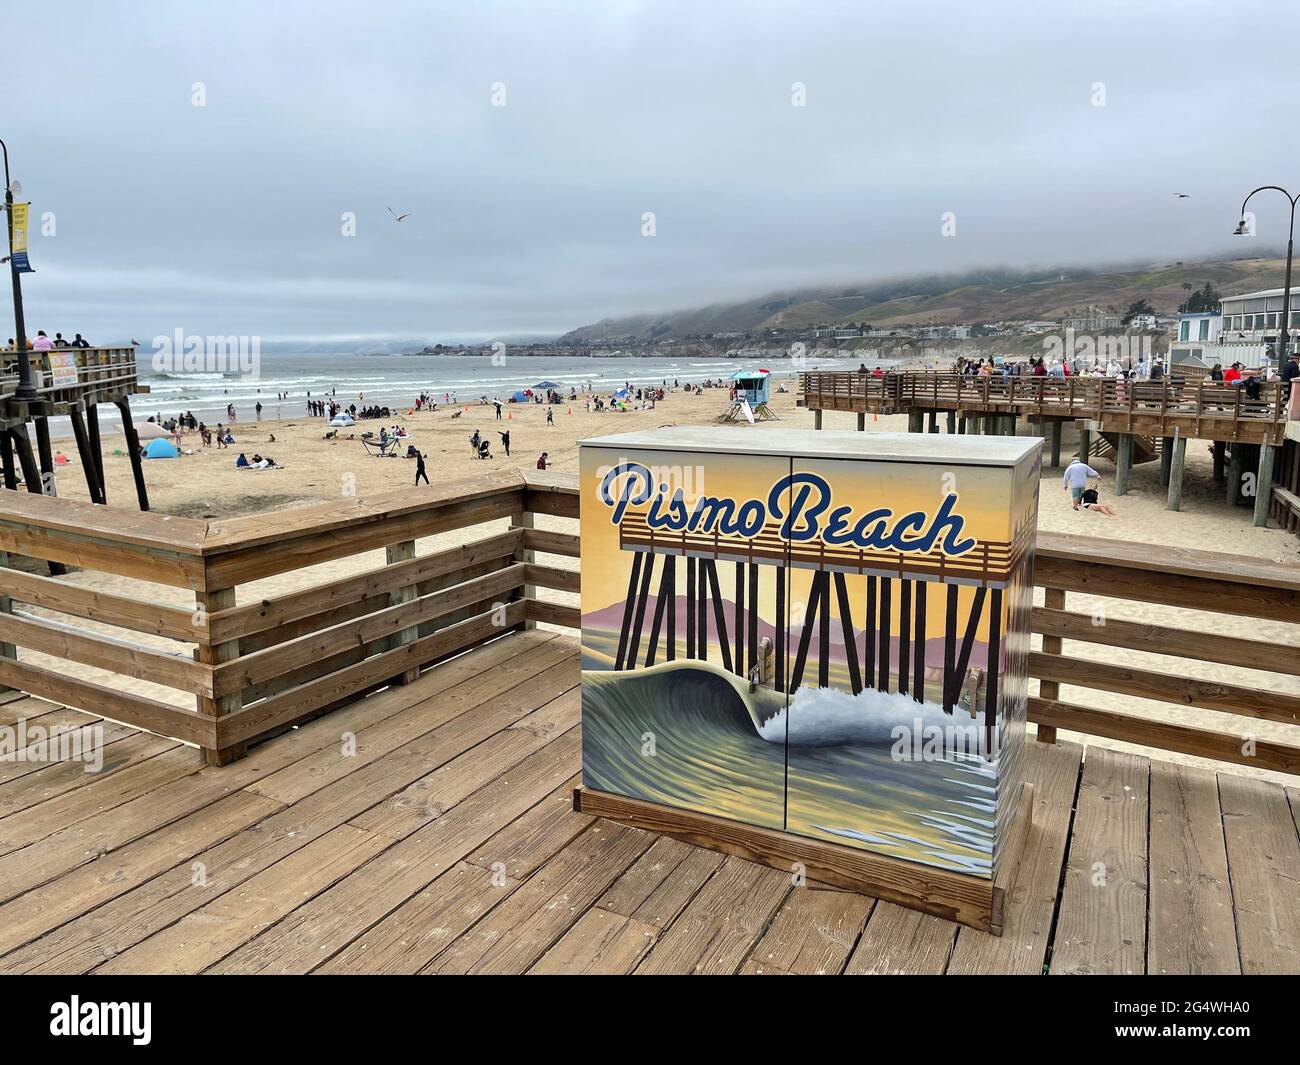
[19,384,1300,784]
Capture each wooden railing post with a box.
[195,587,242,765]
[386,539,421,682]
[516,508,538,630]
[0,551,14,692]
[1036,586,1065,744]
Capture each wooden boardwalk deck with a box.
[0,628,1296,975]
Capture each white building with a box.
[1167,286,1296,370]
[1217,287,1299,355]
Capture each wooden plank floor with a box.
[0,632,1296,975]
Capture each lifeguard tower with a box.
[720,368,777,422]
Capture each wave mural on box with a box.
[579,431,1039,877]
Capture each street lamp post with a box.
[1235,185,1299,371]
[0,137,37,401]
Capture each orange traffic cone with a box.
[568,407,573,415]
[508,411,512,420]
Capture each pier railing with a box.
[0,345,142,406]
[0,469,1294,776]
[800,371,1291,443]
[0,469,579,763]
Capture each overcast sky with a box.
[9,0,1298,345]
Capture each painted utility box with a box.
[577,427,1040,905]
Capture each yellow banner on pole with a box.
[10,202,32,272]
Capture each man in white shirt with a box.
[1063,457,1100,510]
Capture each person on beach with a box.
[236,452,249,468]
[536,452,551,470]
[1062,457,1100,510]
[414,450,428,486]
[546,407,554,426]
[494,400,502,419]
[1079,484,1117,516]
[498,429,510,456]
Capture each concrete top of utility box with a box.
[579,427,1042,467]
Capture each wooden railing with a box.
[800,371,1291,441]
[0,468,578,764]
[0,468,1294,777]
[0,346,142,404]
[1028,533,1300,775]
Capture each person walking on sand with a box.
[414,449,428,486]
[536,452,551,470]
[498,429,510,457]
[1062,456,1100,511]
[494,400,503,420]
[546,406,554,426]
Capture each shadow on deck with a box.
[0,630,1295,976]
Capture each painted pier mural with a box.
[579,427,1040,878]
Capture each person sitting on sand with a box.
[235,452,249,468]
[1062,457,1100,511]
[1079,483,1117,517]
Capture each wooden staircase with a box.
[1093,432,1161,465]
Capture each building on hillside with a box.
[916,325,972,340]
[1062,311,1123,331]
[1127,313,1160,330]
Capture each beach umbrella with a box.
[533,380,561,390]
[129,422,173,440]
[142,438,179,459]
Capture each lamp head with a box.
[1233,219,1249,235]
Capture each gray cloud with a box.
[8,0,1296,344]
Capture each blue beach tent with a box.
[143,438,179,459]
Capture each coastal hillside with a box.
[561,255,1287,341]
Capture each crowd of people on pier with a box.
[5,330,93,350]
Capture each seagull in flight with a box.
[387,207,412,222]
[1173,193,1191,198]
